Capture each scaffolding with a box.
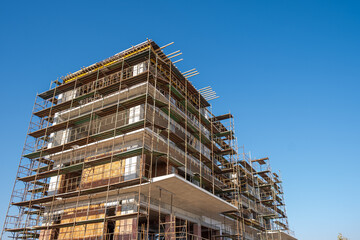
[1,40,296,240]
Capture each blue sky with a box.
[0,1,359,239]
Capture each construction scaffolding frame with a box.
[1,40,295,240]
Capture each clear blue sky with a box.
[0,1,359,239]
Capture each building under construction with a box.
[2,40,296,240]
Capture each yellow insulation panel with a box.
[81,160,125,185]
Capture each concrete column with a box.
[131,218,138,240]
[194,223,202,240]
[165,215,176,240]
[214,230,221,240]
